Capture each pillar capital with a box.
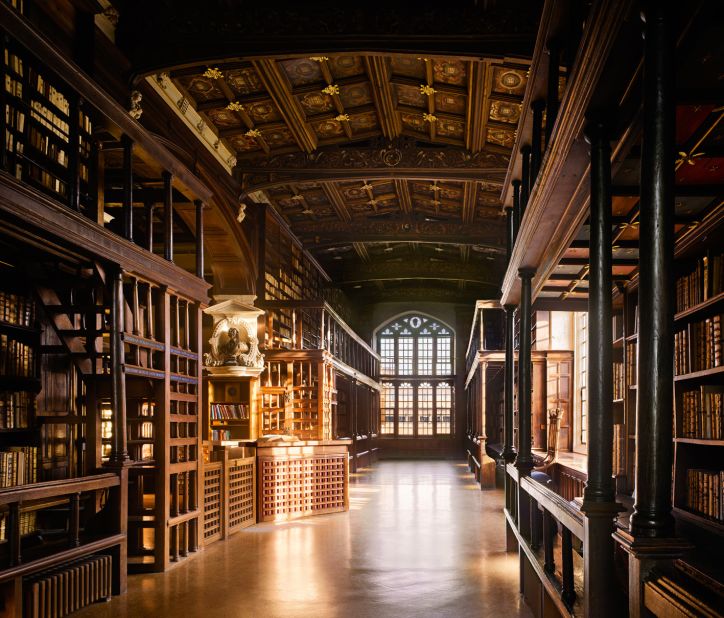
[518,267,536,279]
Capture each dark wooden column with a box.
[531,100,545,183]
[163,171,173,262]
[109,270,129,464]
[545,39,561,145]
[520,146,532,218]
[505,205,514,262]
[515,269,535,474]
[582,118,621,618]
[122,135,134,241]
[195,199,204,278]
[630,0,675,541]
[145,197,155,252]
[512,180,522,240]
[583,118,615,506]
[502,304,516,463]
[614,6,690,616]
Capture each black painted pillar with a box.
[583,118,615,505]
[515,269,535,475]
[546,39,561,146]
[145,198,155,253]
[512,180,522,240]
[520,146,532,220]
[502,304,516,464]
[109,270,129,464]
[195,200,204,279]
[582,119,621,618]
[122,135,134,241]
[505,206,514,262]
[630,1,676,540]
[531,100,545,183]
[163,171,173,262]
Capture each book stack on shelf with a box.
[613,361,624,400]
[676,252,723,313]
[674,316,722,376]
[0,391,33,428]
[678,387,723,440]
[0,445,37,486]
[210,403,249,421]
[685,469,723,523]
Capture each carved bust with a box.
[203,297,265,375]
[219,327,249,365]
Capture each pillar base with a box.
[581,501,625,618]
[613,529,693,618]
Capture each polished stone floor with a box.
[79,460,532,618]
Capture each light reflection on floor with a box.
[77,460,531,618]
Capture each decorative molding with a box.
[238,137,510,177]
[146,73,236,175]
[338,259,503,286]
[203,297,265,375]
[296,218,505,247]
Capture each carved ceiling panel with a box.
[165,53,530,162]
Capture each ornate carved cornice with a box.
[349,283,494,304]
[337,259,504,287]
[238,138,510,191]
[296,218,505,248]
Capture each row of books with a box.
[211,429,232,441]
[0,290,35,327]
[29,67,70,116]
[626,342,637,386]
[28,120,69,167]
[210,402,249,421]
[613,361,624,400]
[685,468,724,522]
[678,386,723,440]
[0,511,36,541]
[674,316,723,375]
[0,334,35,377]
[0,390,34,428]
[0,446,38,487]
[676,252,724,313]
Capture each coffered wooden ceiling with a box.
[170,54,526,156]
[159,52,531,301]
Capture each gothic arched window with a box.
[376,314,454,437]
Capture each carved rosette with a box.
[203,296,265,377]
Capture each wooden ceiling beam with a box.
[290,75,368,96]
[364,57,401,139]
[336,259,502,286]
[297,219,505,248]
[196,93,268,111]
[352,242,370,263]
[397,104,464,123]
[321,182,353,222]
[466,60,488,152]
[252,59,318,153]
[390,75,467,97]
[462,182,478,224]
[393,180,413,216]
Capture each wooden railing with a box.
[259,300,380,382]
[506,464,584,616]
[0,471,126,590]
